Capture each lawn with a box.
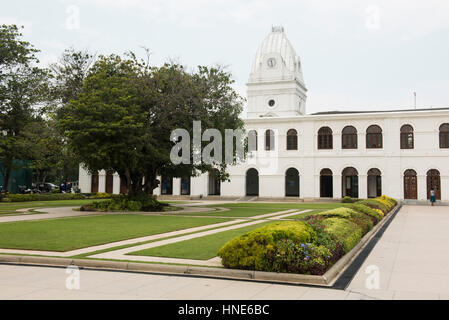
[169,207,299,218]
[0,214,232,252]
[129,221,273,260]
[0,199,108,215]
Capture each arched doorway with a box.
[320,169,333,198]
[91,171,99,193]
[404,169,417,199]
[285,168,299,197]
[161,176,173,195]
[427,169,441,200]
[367,168,382,198]
[180,176,191,195]
[246,168,259,196]
[342,167,358,198]
[105,170,114,194]
[208,169,221,196]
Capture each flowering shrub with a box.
[268,240,332,275]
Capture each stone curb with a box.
[0,204,401,287]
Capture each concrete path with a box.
[346,204,449,299]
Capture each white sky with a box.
[2,0,449,114]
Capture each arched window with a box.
[400,125,414,149]
[248,130,258,152]
[342,126,357,149]
[439,123,449,148]
[318,127,333,149]
[286,129,298,150]
[366,125,383,149]
[265,129,275,151]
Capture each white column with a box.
[359,174,368,199]
[314,174,320,199]
[98,170,106,193]
[172,178,181,196]
[113,174,120,194]
[441,175,449,201]
[417,174,427,200]
[333,174,341,199]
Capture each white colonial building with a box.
[79,27,449,202]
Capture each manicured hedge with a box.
[1,192,112,202]
[218,221,316,271]
[218,195,398,275]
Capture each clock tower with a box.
[246,26,307,118]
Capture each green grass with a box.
[0,214,232,252]
[0,199,108,215]
[168,207,295,218]
[129,221,274,260]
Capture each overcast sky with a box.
[2,0,449,114]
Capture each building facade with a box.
[79,27,449,201]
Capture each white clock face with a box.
[267,58,276,68]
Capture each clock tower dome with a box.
[246,26,307,118]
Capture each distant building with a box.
[79,27,449,201]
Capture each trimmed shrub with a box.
[269,240,332,275]
[217,221,316,270]
[81,194,163,212]
[317,207,373,236]
[3,193,86,202]
[345,203,383,224]
[357,199,389,214]
[320,217,363,253]
[341,196,354,203]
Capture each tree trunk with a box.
[3,158,13,193]
[144,169,159,195]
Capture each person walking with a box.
[430,188,436,206]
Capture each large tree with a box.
[0,24,49,192]
[60,53,245,196]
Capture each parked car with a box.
[39,183,58,193]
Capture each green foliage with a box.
[341,196,355,203]
[345,203,382,224]
[269,240,332,275]
[357,199,389,214]
[217,221,316,270]
[317,207,373,238]
[320,217,363,253]
[2,193,86,202]
[0,24,50,192]
[59,54,245,196]
[81,193,164,212]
